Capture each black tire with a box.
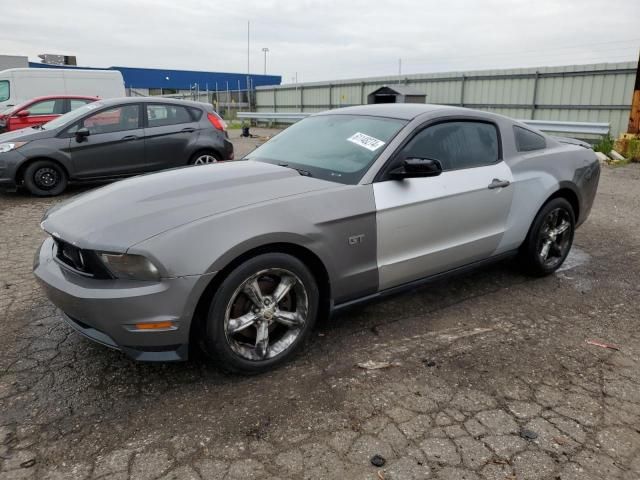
[23,160,68,196]
[189,150,222,165]
[202,253,319,374]
[519,197,575,276]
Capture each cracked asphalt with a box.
[1,133,639,479]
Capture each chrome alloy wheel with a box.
[224,268,309,361]
[193,154,218,165]
[537,207,572,268]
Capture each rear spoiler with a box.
[552,136,593,150]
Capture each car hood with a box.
[0,126,55,142]
[41,161,338,251]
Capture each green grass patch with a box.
[594,135,615,154]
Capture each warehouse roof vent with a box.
[367,85,426,104]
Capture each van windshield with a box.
[0,81,9,102]
[41,101,105,130]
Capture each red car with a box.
[0,95,98,132]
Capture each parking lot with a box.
[0,131,639,479]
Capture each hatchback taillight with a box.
[207,113,226,131]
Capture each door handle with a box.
[181,127,195,133]
[121,135,138,141]
[488,178,510,189]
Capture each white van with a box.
[0,68,125,109]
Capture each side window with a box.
[23,99,64,116]
[0,80,9,102]
[81,105,140,134]
[514,126,546,152]
[188,107,203,121]
[147,104,194,127]
[400,121,499,171]
[70,99,93,110]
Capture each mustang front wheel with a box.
[203,253,319,373]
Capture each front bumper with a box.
[33,237,215,361]
[0,150,23,191]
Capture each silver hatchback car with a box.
[34,104,600,373]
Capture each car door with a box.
[373,120,514,290]
[11,98,65,130]
[143,103,201,170]
[68,103,146,178]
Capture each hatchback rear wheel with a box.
[190,151,221,165]
[202,253,319,374]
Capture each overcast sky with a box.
[1,0,638,83]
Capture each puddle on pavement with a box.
[556,246,593,291]
[557,246,591,272]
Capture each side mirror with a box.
[75,127,90,142]
[389,158,443,179]
[15,110,30,118]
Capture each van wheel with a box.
[519,197,575,276]
[202,253,319,374]
[23,160,68,196]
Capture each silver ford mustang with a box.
[34,104,600,373]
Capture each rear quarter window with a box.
[147,104,197,127]
[188,107,203,121]
[514,126,546,152]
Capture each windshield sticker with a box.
[347,132,386,152]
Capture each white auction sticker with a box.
[347,132,386,152]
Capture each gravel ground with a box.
[1,136,639,479]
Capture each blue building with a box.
[28,62,281,95]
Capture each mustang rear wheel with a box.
[520,197,575,276]
[23,160,68,196]
[203,253,319,374]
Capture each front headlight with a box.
[97,252,160,281]
[0,142,27,153]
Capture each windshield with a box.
[0,80,8,102]
[41,101,105,130]
[245,114,407,184]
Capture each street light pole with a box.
[262,47,269,75]
[247,21,250,75]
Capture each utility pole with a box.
[246,20,251,111]
[262,47,269,75]
[247,21,250,75]
[628,50,640,134]
[398,58,402,84]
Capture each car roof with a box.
[28,95,100,101]
[315,103,504,121]
[94,96,211,109]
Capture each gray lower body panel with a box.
[34,237,214,361]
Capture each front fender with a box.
[15,141,73,178]
[203,231,336,279]
[129,184,379,304]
